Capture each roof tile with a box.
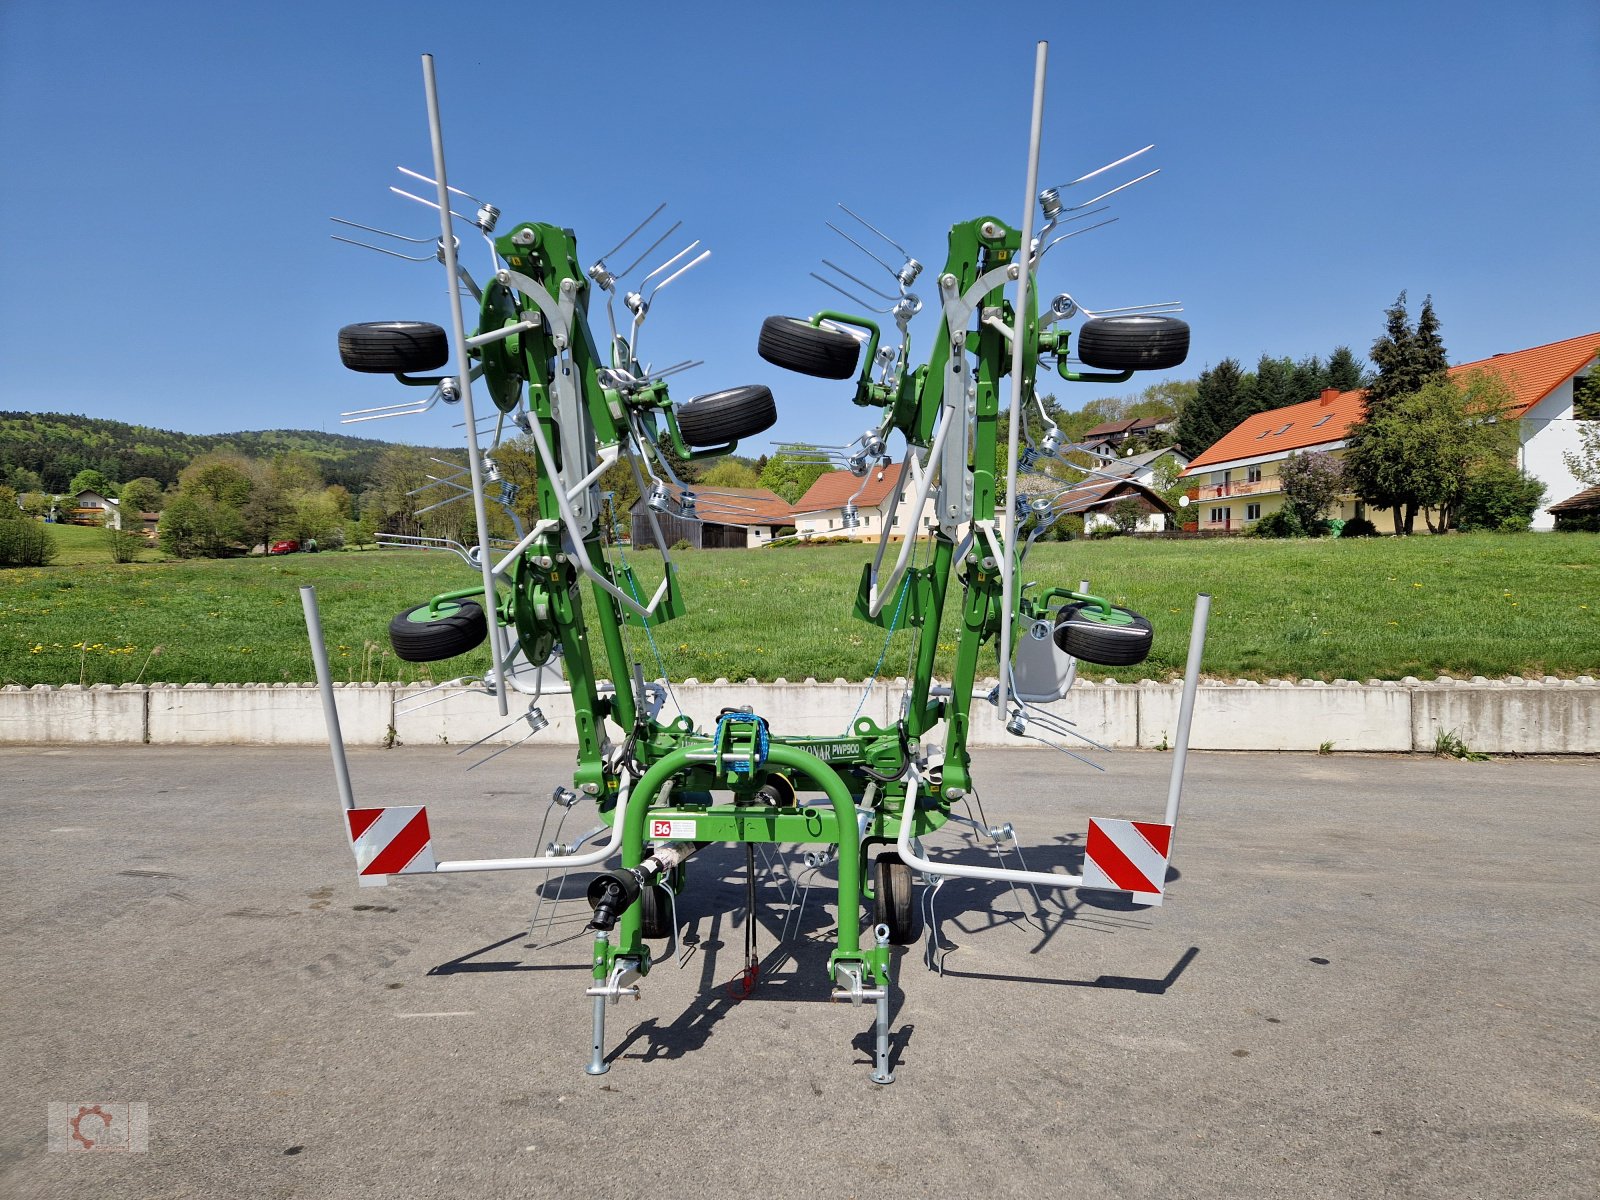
[792,462,907,513]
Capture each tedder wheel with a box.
[674,384,777,447]
[338,321,450,374]
[1075,315,1190,372]
[757,316,861,379]
[387,599,489,663]
[1052,601,1154,667]
[874,851,922,945]
[638,883,674,940]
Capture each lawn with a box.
[0,533,1596,687]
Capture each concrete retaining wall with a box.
[2,677,1594,753]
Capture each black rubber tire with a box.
[757,316,861,380]
[387,599,489,663]
[1075,315,1190,372]
[675,385,777,447]
[1052,602,1154,667]
[874,851,922,945]
[338,321,450,374]
[638,883,674,940]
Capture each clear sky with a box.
[1,1,1595,457]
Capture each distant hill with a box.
[0,411,453,494]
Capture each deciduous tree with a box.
[1279,451,1344,534]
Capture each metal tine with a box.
[1016,726,1107,771]
[396,165,485,206]
[1063,144,1155,188]
[455,706,539,757]
[466,725,541,771]
[596,202,668,265]
[342,407,433,424]
[641,240,702,286]
[646,248,710,300]
[329,235,437,263]
[1042,217,1119,253]
[821,259,898,301]
[330,216,437,244]
[414,492,470,517]
[810,272,893,314]
[825,221,898,278]
[837,202,911,258]
[395,685,475,718]
[1086,301,1183,315]
[645,359,702,383]
[1020,703,1113,752]
[614,219,684,281]
[1068,169,1159,212]
[389,185,473,225]
[342,388,443,418]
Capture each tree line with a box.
[0,411,417,496]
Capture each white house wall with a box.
[1519,377,1584,531]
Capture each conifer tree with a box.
[1344,293,1454,533]
[1324,346,1366,392]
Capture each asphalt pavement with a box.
[2,744,1595,1199]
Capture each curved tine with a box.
[647,248,710,303]
[821,259,899,301]
[1063,144,1154,188]
[329,235,437,263]
[1068,169,1159,212]
[645,359,701,383]
[342,385,443,418]
[836,202,911,258]
[596,202,667,264]
[397,165,485,206]
[1022,703,1113,752]
[615,219,683,281]
[342,403,434,424]
[1042,218,1119,255]
[825,221,899,279]
[1084,301,1184,317]
[810,273,893,314]
[1016,725,1106,770]
[1060,203,1112,225]
[330,216,436,244]
[641,239,701,286]
[388,186,472,225]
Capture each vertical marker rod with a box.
[421,53,508,716]
[998,40,1049,714]
[1164,592,1212,830]
[300,586,356,813]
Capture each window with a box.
[1209,506,1229,524]
[1247,464,1262,483]
[1211,471,1227,485]
[1246,503,1261,521]
[1255,428,1269,439]
[1275,423,1292,435]
[1312,413,1333,428]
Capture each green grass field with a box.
[1,533,1597,687]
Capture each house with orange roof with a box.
[1179,331,1600,532]
[791,461,939,541]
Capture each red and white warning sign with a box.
[1081,818,1172,906]
[347,806,436,882]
